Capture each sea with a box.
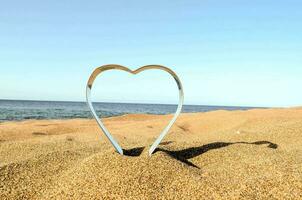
[0,100,260,122]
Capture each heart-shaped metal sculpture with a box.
[86,64,184,156]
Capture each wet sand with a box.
[1,108,302,199]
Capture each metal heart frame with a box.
[86,64,184,156]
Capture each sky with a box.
[0,0,301,107]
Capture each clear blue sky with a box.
[1,0,301,107]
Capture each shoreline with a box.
[0,99,269,123]
[0,107,277,124]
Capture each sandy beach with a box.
[1,108,302,199]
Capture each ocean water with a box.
[0,100,259,122]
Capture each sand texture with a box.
[1,108,302,199]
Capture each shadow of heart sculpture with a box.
[86,64,184,156]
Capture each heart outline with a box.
[86,64,184,156]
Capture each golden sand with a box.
[1,108,302,199]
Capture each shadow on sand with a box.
[155,141,278,169]
[123,147,145,157]
[123,141,174,157]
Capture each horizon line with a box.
[0,98,268,108]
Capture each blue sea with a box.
[0,100,260,122]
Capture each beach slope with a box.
[1,108,302,199]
